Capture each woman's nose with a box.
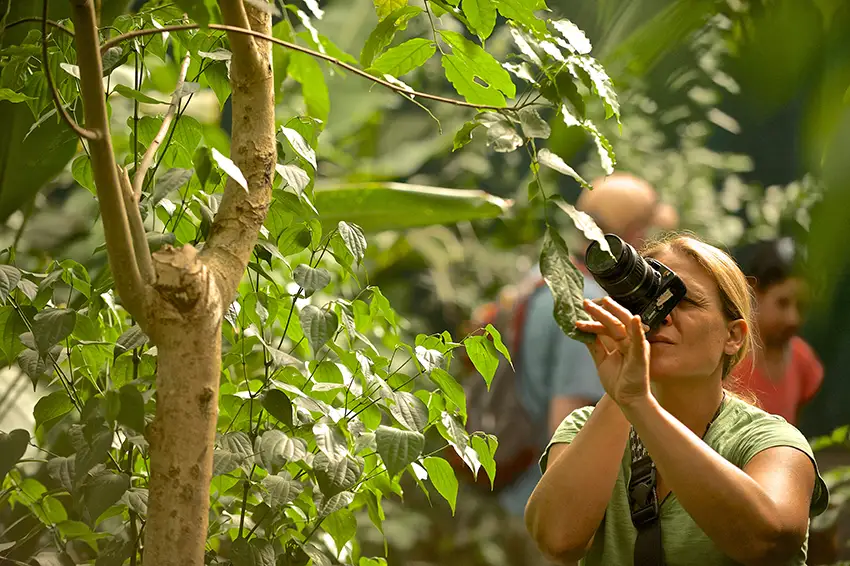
[661,312,673,326]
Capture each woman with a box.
[524,234,828,566]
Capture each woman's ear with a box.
[725,319,748,356]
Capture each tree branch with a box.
[100,23,509,111]
[118,165,155,284]
[70,0,148,323]
[132,50,191,200]
[200,1,277,305]
[6,17,75,36]
[41,0,98,141]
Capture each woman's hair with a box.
[640,232,755,378]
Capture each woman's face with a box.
[644,250,745,382]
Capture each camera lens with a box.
[585,234,658,313]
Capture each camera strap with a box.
[628,428,665,566]
[627,394,726,566]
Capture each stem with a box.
[41,0,97,140]
[132,51,192,200]
[6,17,74,35]
[100,24,511,111]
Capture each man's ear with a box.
[725,319,748,356]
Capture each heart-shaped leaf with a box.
[261,471,303,507]
[257,430,307,472]
[338,221,367,264]
[113,325,148,359]
[313,452,363,497]
[231,537,275,566]
[32,308,76,355]
[389,391,428,432]
[375,425,424,477]
[299,305,338,353]
[82,471,129,525]
[261,389,293,427]
[0,265,21,304]
[293,264,331,296]
[423,456,458,514]
[0,429,29,482]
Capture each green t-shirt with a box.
[539,395,829,566]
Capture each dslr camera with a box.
[584,234,687,331]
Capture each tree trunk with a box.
[143,247,223,566]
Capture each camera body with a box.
[584,234,688,331]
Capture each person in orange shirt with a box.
[730,238,823,425]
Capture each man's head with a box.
[576,173,678,247]
[734,238,806,349]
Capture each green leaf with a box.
[537,148,591,189]
[462,0,496,39]
[211,148,248,191]
[0,88,35,103]
[279,126,318,170]
[288,52,330,124]
[464,335,499,387]
[231,538,275,566]
[422,456,458,514]
[370,38,435,77]
[552,19,592,55]
[360,6,422,67]
[389,391,428,431]
[32,308,76,355]
[0,264,21,304]
[571,55,619,120]
[313,421,348,460]
[317,490,355,517]
[429,368,466,418]
[34,390,73,431]
[69,422,113,483]
[494,0,546,32]
[338,222,367,264]
[373,0,408,20]
[299,305,338,353]
[323,508,357,552]
[82,471,129,525]
[293,264,331,296]
[47,456,76,493]
[375,425,424,477]
[440,31,515,98]
[540,227,595,342]
[313,181,511,233]
[471,435,497,488]
[120,488,148,516]
[439,411,469,453]
[117,385,145,433]
[204,61,231,109]
[261,389,293,427]
[0,429,29,483]
[276,163,310,193]
[72,155,96,195]
[18,348,52,388]
[153,168,193,204]
[173,0,210,26]
[453,120,480,151]
[552,198,610,256]
[257,430,307,472]
[314,452,363,496]
[476,111,522,152]
[193,146,213,187]
[261,471,303,507]
[113,84,168,105]
[518,107,551,139]
[360,558,388,566]
[484,323,512,367]
[113,325,148,359]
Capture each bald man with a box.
[499,174,678,521]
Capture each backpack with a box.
[450,271,548,492]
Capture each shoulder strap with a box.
[628,428,666,566]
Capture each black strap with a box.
[628,432,665,566]
[627,394,726,566]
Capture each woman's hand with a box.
[575,297,652,408]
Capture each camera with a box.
[584,234,688,331]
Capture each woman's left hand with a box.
[576,297,652,408]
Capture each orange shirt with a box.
[730,336,824,425]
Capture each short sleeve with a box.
[729,415,829,517]
[792,338,824,403]
[539,405,595,473]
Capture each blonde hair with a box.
[640,232,755,378]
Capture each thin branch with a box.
[118,165,155,283]
[132,50,191,200]
[5,17,75,36]
[71,0,148,324]
[41,0,98,141]
[100,24,510,111]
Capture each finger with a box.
[584,300,628,340]
[627,315,650,362]
[598,297,637,327]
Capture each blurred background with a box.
[1,0,850,564]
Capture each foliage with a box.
[0,0,619,563]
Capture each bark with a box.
[143,246,223,566]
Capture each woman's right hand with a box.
[575,297,653,408]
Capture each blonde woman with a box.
[524,235,828,566]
